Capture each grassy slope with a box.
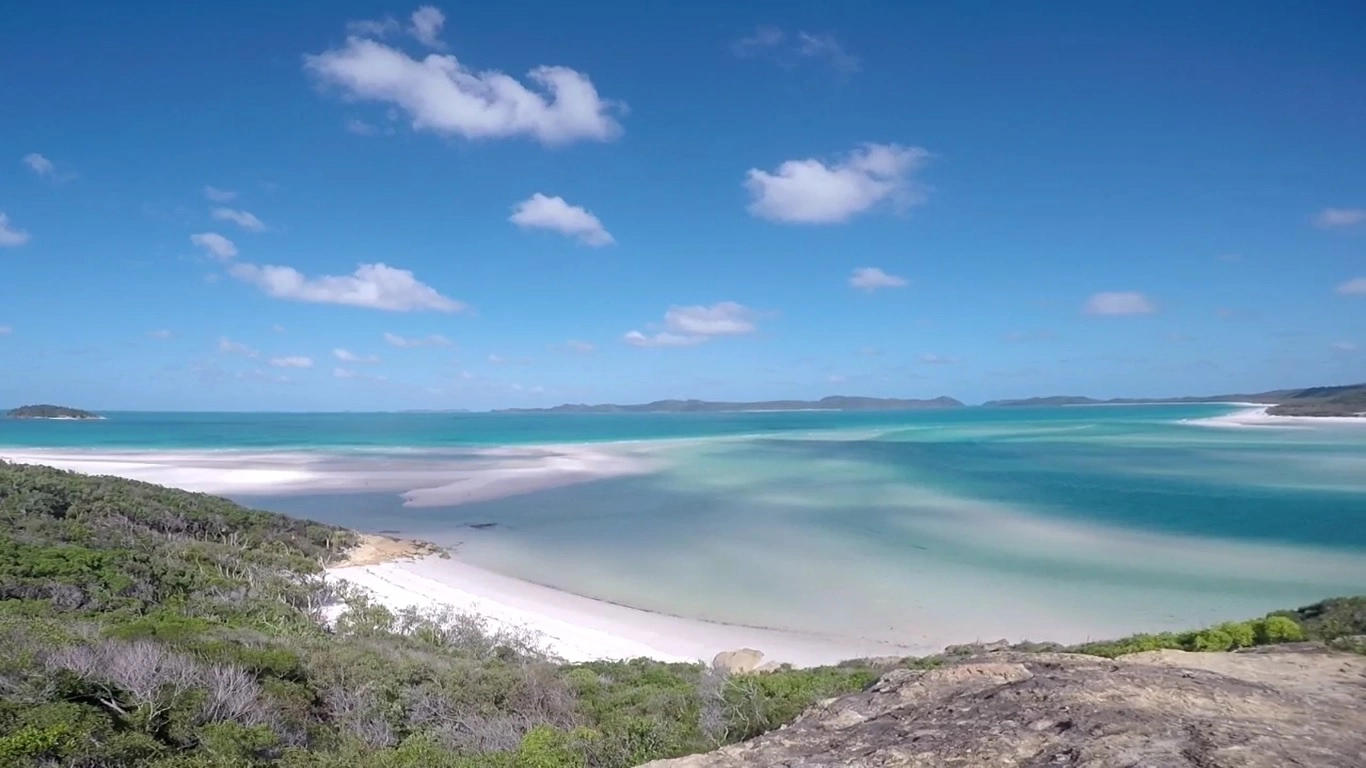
[0,461,1361,767]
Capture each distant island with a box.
[985,384,1366,417]
[4,404,102,420]
[495,395,964,414]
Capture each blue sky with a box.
[1,1,1364,411]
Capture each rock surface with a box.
[641,644,1366,767]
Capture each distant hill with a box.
[1266,384,1366,417]
[495,395,965,414]
[983,390,1297,408]
[4,404,102,420]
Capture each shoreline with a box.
[326,547,930,666]
[1183,406,1366,428]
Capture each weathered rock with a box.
[712,648,766,674]
[641,644,1366,767]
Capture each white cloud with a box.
[0,212,30,247]
[1314,207,1366,229]
[383,332,452,347]
[745,143,930,223]
[624,302,758,347]
[217,337,258,357]
[1083,291,1157,316]
[23,153,54,176]
[212,208,267,232]
[408,5,445,48]
[664,302,756,336]
[272,324,287,333]
[919,353,957,365]
[304,32,624,145]
[623,330,703,348]
[827,373,847,384]
[229,262,464,312]
[849,266,907,291]
[795,32,860,74]
[1331,341,1357,352]
[270,356,314,368]
[487,353,506,364]
[1337,277,1366,296]
[148,329,172,340]
[732,26,786,56]
[204,186,237,202]
[566,339,595,353]
[190,232,237,261]
[509,193,614,245]
[0,326,11,335]
[334,348,380,363]
[732,27,859,74]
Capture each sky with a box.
[1,1,1364,411]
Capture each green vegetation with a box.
[4,404,101,419]
[0,460,1360,767]
[1266,384,1366,417]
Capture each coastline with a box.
[326,546,930,666]
[1184,405,1366,428]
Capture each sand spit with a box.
[1184,406,1366,428]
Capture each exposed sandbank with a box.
[1184,406,1366,428]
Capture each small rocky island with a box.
[4,404,102,420]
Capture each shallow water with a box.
[5,404,1364,647]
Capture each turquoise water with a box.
[4,404,1365,647]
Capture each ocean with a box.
[4,404,1364,649]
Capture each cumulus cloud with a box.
[217,337,258,357]
[303,28,624,145]
[1083,291,1157,316]
[229,262,464,312]
[190,232,237,261]
[383,332,452,347]
[487,353,506,364]
[270,356,314,368]
[334,366,387,381]
[1330,341,1357,352]
[148,329,172,340]
[1314,207,1366,229]
[625,302,757,347]
[848,266,907,291]
[746,143,930,223]
[408,5,445,48]
[664,302,757,336]
[334,348,380,363]
[1337,277,1366,295]
[0,325,11,335]
[204,186,237,202]
[212,208,267,232]
[0,212,30,247]
[509,193,614,245]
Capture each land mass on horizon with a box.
[4,404,102,420]
[985,383,1366,417]
[493,395,965,414]
[495,384,1366,417]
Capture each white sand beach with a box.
[327,553,928,666]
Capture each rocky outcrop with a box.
[642,644,1366,767]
